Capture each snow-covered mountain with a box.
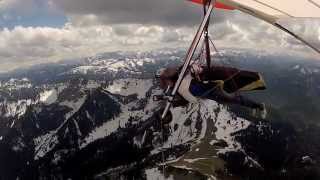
[0,49,319,180]
[0,74,251,179]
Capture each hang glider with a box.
[190,0,320,54]
[159,0,320,121]
[156,1,318,172]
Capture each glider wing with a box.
[189,0,320,53]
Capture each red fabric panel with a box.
[189,0,235,10]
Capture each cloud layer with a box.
[0,24,197,72]
[0,0,319,72]
[51,0,320,51]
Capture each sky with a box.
[0,0,319,72]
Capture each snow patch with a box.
[211,104,250,153]
[70,57,155,75]
[73,119,82,137]
[34,95,87,160]
[0,99,33,119]
[209,140,218,145]
[106,78,153,99]
[2,78,32,89]
[152,99,250,156]
[151,104,200,155]
[10,120,15,128]
[180,99,251,154]
[145,168,174,180]
[60,95,87,119]
[292,65,300,70]
[40,89,58,105]
[86,80,100,89]
[81,101,151,148]
[208,175,217,180]
[34,131,59,160]
[70,65,99,74]
[81,87,160,149]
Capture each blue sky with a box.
[0,0,67,28]
[0,12,67,29]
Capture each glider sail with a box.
[218,0,320,19]
[190,0,320,53]
[191,0,320,21]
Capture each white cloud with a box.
[0,24,195,72]
[58,1,320,55]
[1,18,319,73]
[208,11,320,54]
[0,0,319,73]
[0,17,319,72]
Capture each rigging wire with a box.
[208,36,233,66]
[208,35,242,96]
